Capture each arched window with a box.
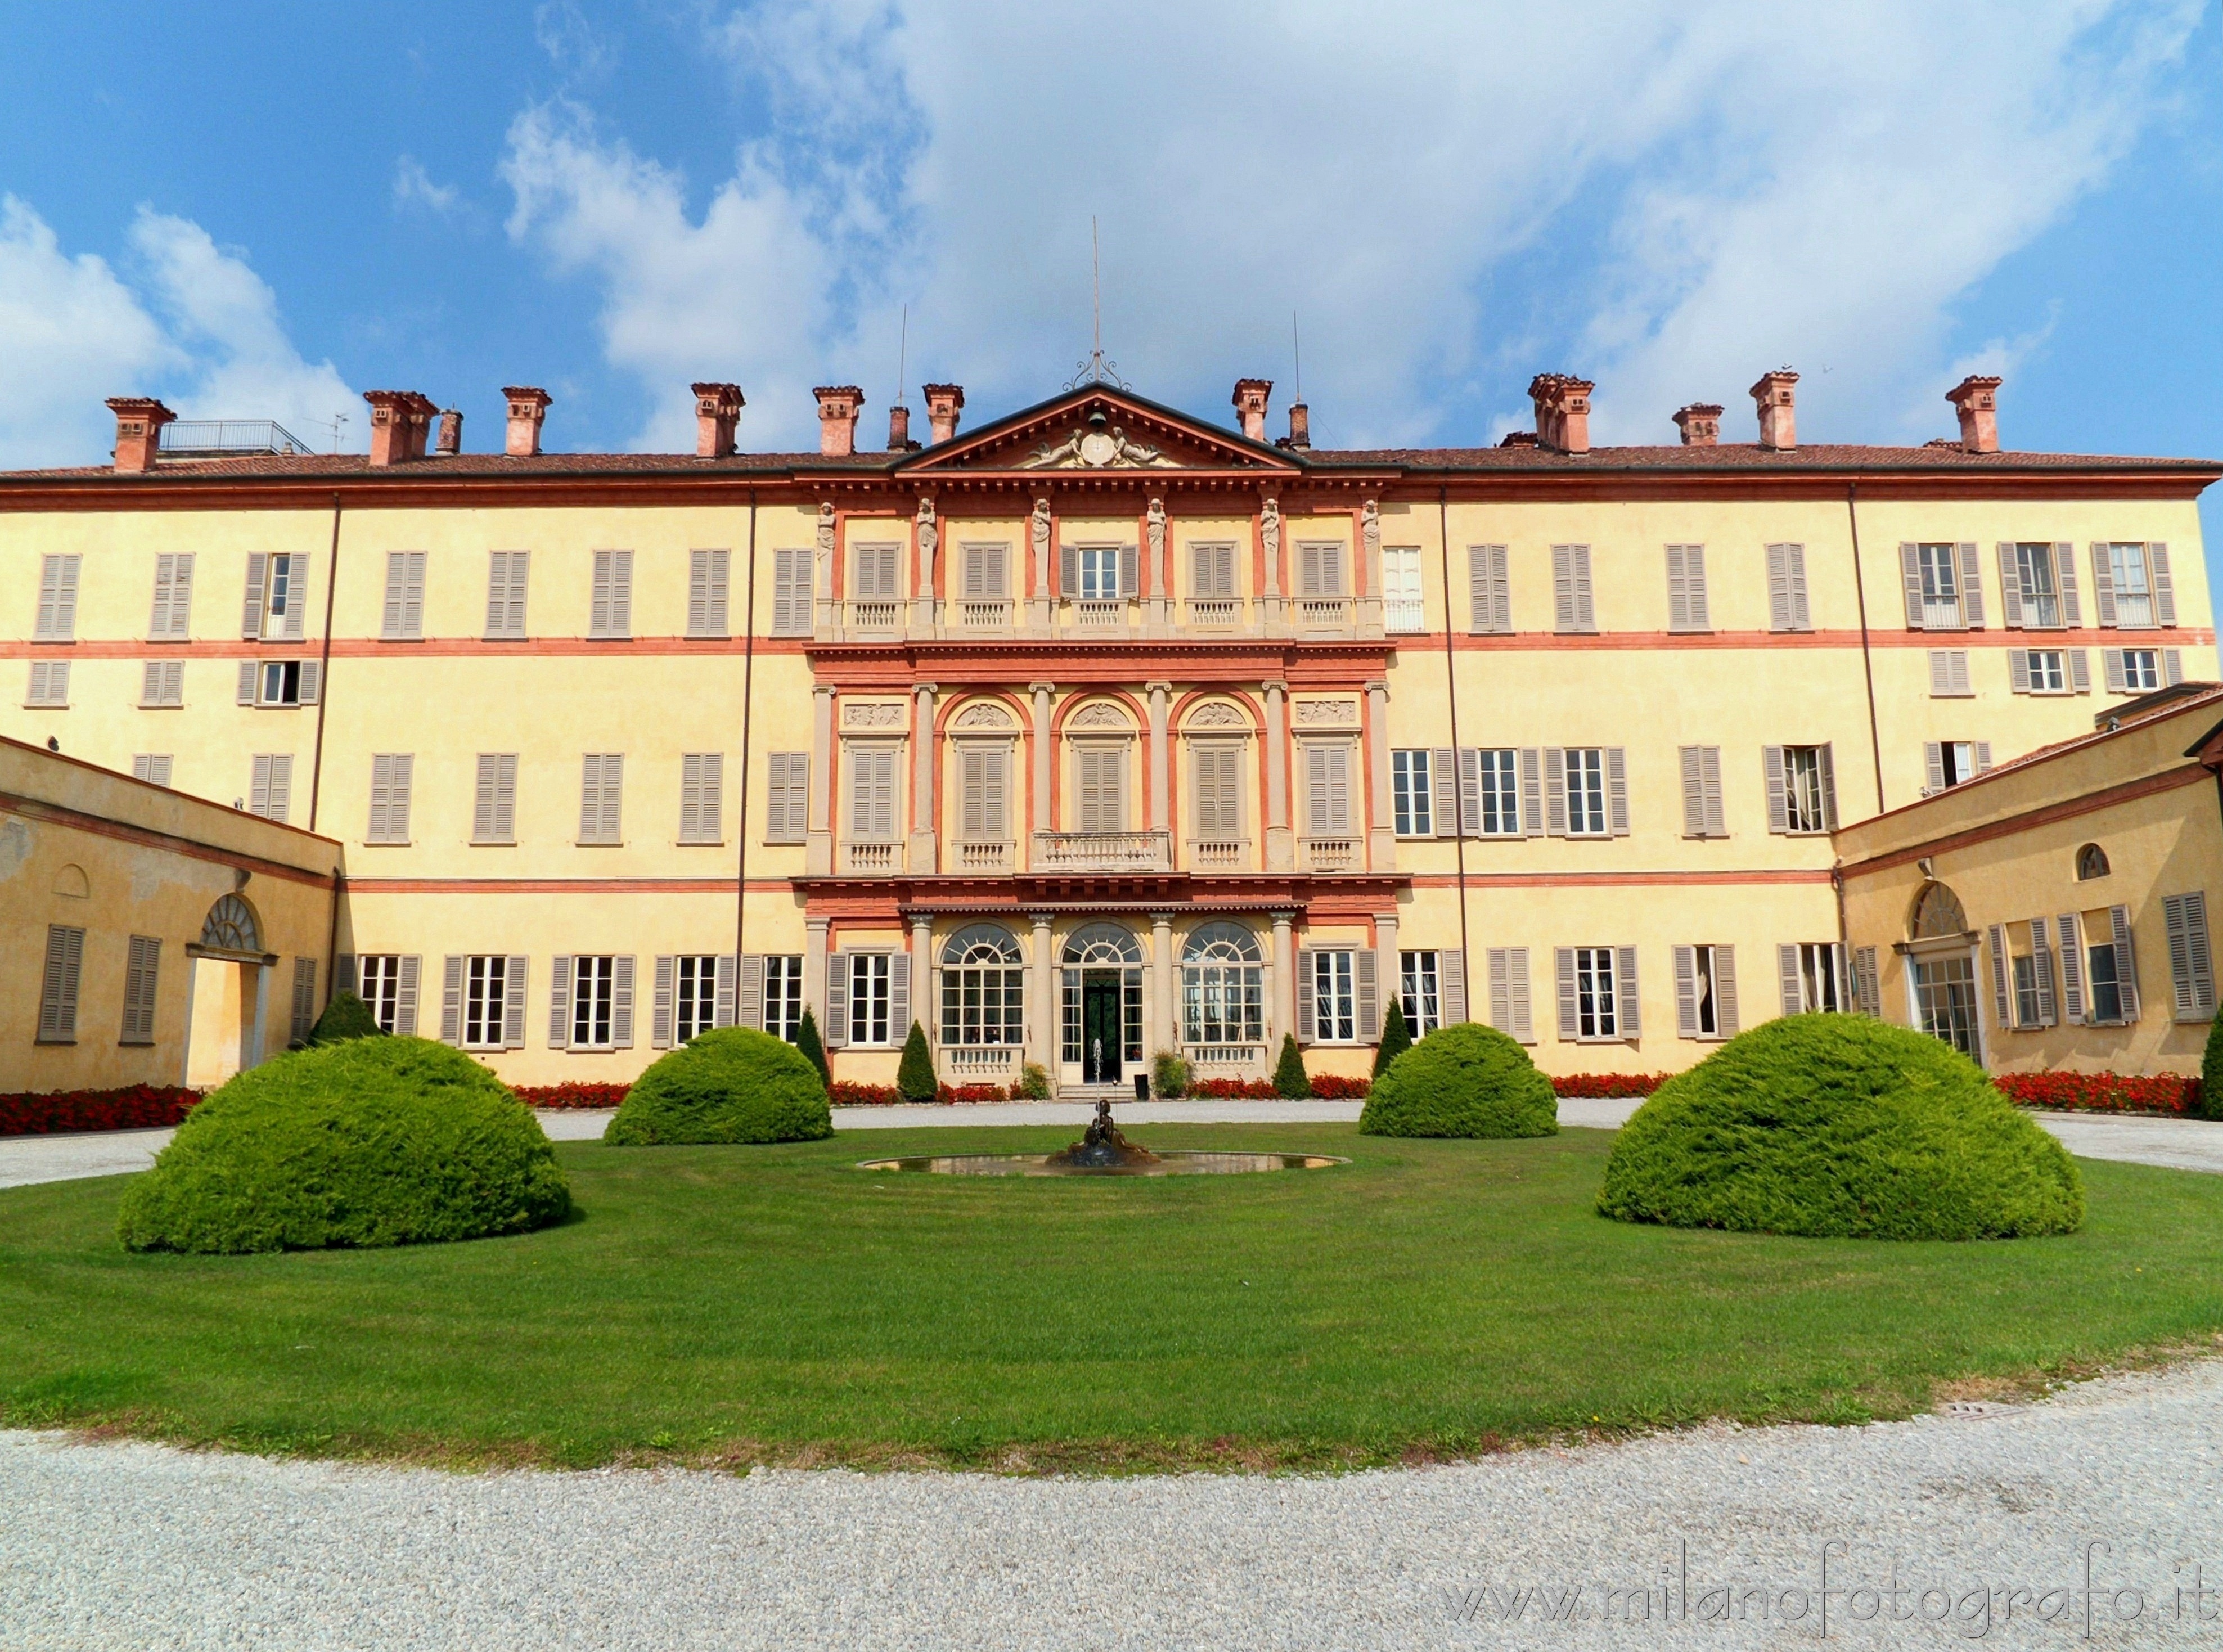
[199,893,261,954]
[2076,843,2111,881]
[1910,882,1968,940]
[939,925,1025,1047]
[1059,923,1143,1070]
[1181,922,1264,1048]
[1061,923,1142,965]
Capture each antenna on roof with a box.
[896,304,908,408]
[321,411,348,454]
[1065,215,1129,390]
[1292,312,1302,403]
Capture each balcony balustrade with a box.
[1299,835,1360,873]
[956,598,1012,634]
[843,840,899,875]
[1185,1043,1263,1070]
[1185,598,1244,632]
[1030,829,1172,873]
[1296,597,1349,633]
[846,598,902,634]
[1184,836,1250,872]
[1384,597,1426,634]
[942,1045,1020,1079]
[955,838,1013,874]
[1068,598,1130,636]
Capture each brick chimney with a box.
[1749,369,1798,451]
[1672,403,1723,447]
[886,404,914,451]
[105,397,175,473]
[814,385,863,457]
[435,408,464,456]
[1946,375,2002,454]
[502,386,551,457]
[1285,402,1312,450]
[922,383,964,444]
[1231,379,1272,442]
[1527,374,1594,454]
[692,382,743,458]
[363,391,438,466]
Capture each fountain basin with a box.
[855,1151,1348,1177]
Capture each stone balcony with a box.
[1298,835,1361,874]
[1029,829,1172,873]
[811,595,1388,645]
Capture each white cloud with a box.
[393,156,462,216]
[502,0,2204,453]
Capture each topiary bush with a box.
[117,1038,570,1254]
[1273,1033,1312,1098]
[308,989,382,1045]
[1359,1021,1558,1138]
[1598,1013,2084,1241]
[896,1022,938,1102]
[2201,1015,2223,1122]
[1372,998,1412,1076]
[795,1007,831,1088]
[604,1027,833,1145]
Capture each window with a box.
[2012,951,2042,1030]
[1310,949,1357,1042]
[847,953,893,1046]
[149,552,195,638]
[2011,649,2083,695]
[851,542,901,604]
[288,957,318,1047]
[1483,948,1529,1040]
[771,546,814,636]
[1558,946,1637,1041]
[245,552,311,641]
[588,550,633,638]
[1075,745,1127,834]
[1466,545,1511,634]
[1303,744,1352,836]
[2086,939,2124,1024]
[1912,955,1980,1058]
[1190,542,1237,600]
[672,955,719,1043]
[1766,543,1811,632]
[357,955,418,1035]
[1906,542,1972,631]
[2105,647,2179,694]
[962,542,1009,599]
[250,659,321,707]
[1400,950,1442,1036]
[848,746,899,840]
[1766,744,1836,834]
[1923,741,1990,794]
[1679,746,1726,839]
[940,926,1025,1047]
[2005,542,2066,628]
[25,661,69,708]
[1382,546,1424,632]
[2076,844,2110,881]
[381,551,426,640]
[1664,544,1709,632]
[1552,748,1615,837]
[958,745,1009,842]
[249,754,292,822]
[1471,748,1523,837]
[2103,542,2161,629]
[1551,544,1595,633]
[119,935,161,1045]
[559,955,628,1049]
[132,754,173,787]
[760,955,804,1041]
[1191,743,1243,843]
[765,753,809,843]
[678,753,723,844]
[1391,750,1433,837]
[37,925,86,1042]
[485,550,530,639]
[1061,925,1144,1065]
[1673,944,1736,1039]
[367,754,413,843]
[1928,650,1973,696]
[1912,881,1968,939]
[578,754,624,844]
[1297,542,1346,600]
[1778,942,1844,1015]
[2081,904,2140,1025]
[472,754,518,843]
[688,549,730,637]
[461,955,512,1050]
[1182,924,1264,1047]
[1077,546,1122,600]
[34,553,81,640]
[2163,892,2216,1021]
[141,660,184,707]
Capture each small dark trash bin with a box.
[1134,1073,1151,1103]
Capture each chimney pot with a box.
[814,385,864,457]
[501,386,551,457]
[1527,373,1594,454]
[1749,368,1799,451]
[1231,379,1272,443]
[435,408,464,456]
[691,381,744,459]
[105,397,176,473]
[1286,402,1312,451]
[1945,375,2002,454]
[886,404,914,451]
[1672,402,1724,447]
[922,382,965,444]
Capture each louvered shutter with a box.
[826,956,849,1048]
[1714,947,1739,1035]
[771,548,803,634]
[335,954,358,997]
[1304,746,1328,835]
[1466,548,1492,634]
[590,552,613,634]
[474,754,498,840]
[611,956,634,1048]
[1294,947,1315,1044]
[1614,947,1640,1037]
[1060,543,1079,600]
[1701,748,1725,836]
[2030,918,2058,1026]
[440,956,464,1044]
[1551,544,1593,632]
[1443,947,1471,1028]
[280,554,310,640]
[1519,749,1544,838]
[1431,749,1457,838]
[237,660,258,704]
[887,952,911,1037]
[738,954,765,1030]
[2069,650,2091,694]
[1975,741,1992,775]
[1355,949,1379,1040]
[1544,748,1567,836]
[297,660,320,705]
[715,955,738,1029]
[1817,745,1838,829]
[1949,651,1972,695]
[503,956,529,1048]
[2150,543,2176,627]
[388,956,419,1037]
[1924,744,1946,794]
[651,956,675,1048]
[1605,748,1628,836]
[1457,749,1484,838]
[381,552,410,638]
[120,935,162,1044]
[1956,543,1983,628]
[2166,650,2185,686]
[689,548,730,636]
[2053,543,2081,625]
[1778,943,1803,1017]
[1847,947,1877,1017]
[288,957,317,1046]
[2057,915,2085,1023]
[1680,748,1707,838]
[2105,904,2139,1019]
[1763,746,1789,832]
[1666,544,1708,632]
[1784,545,1811,630]
[1555,948,1579,1039]
[37,925,83,1041]
[1899,544,1924,628]
[1986,924,2012,1028]
[1488,948,1512,1033]
[1674,946,1698,1036]
[579,756,602,842]
[1997,543,2024,628]
[1119,543,1140,599]
[151,552,196,637]
[1766,543,1801,632]
[241,552,268,637]
[550,956,573,1047]
[2089,544,2116,626]
[1298,543,1320,598]
[2163,893,2216,1019]
[2009,650,2031,693]
[2102,650,2127,694]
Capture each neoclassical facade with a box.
[2,371,2216,1090]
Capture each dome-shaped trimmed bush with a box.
[1358,1022,1559,1138]
[604,1027,833,1145]
[117,1038,570,1254]
[1597,1013,2084,1240]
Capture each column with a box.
[807,684,835,875]
[1264,680,1293,872]
[1375,910,1401,1043]
[1366,678,1394,871]
[178,956,200,1086]
[1151,911,1176,1073]
[909,682,938,874]
[1147,682,1171,850]
[1030,912,1058,1091]
[248,962,271,1069]
[911,913,935,1056]
[804,916,831,1034]
[1030,681,1055,860]
[1271,910,1297,1052]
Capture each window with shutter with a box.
[1673,944,1734,1039]
[771,547,813,635]
[1766,543,1811,632]
[852,543,899,601]
[380,551,426,640]
[249,754,292,822]
[1298,542,1346,598]
[588,550,633,638]
[679,752,723,844]
[848,746,898,840]
[1076,744,1127,834]
[150,552,195,638]
[287,957,318,1046]
[1558,749,1609,836]
[120,935,161,1044]
[578,753,624,844]
[1195,743,1244,839]
[1466,545,1510,634]
[1390,750,1433,838]
[1664,544,1708,632]
[1190,542,1236,599]
[34,553,82,640]
[765,752,808,842]
[37,924,86,1042]
[139,659,184,708]
[965,542,1009,598]
[960,744,1009,841]
[1562,946,1626,1040]
[1928,650,1972,696]
[1551,544,1595,633]
[132,754,174,787]
[688,548,731,636]
[484,551,529,638]
[1302,744,1352,836]
[25,660,70,708]
[1679,746,1726,838]
[472,753,518,843]
[367,753,414,844]
[1484,947,1532,1042]
[2163,892,2216,1021]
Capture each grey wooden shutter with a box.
[1488,948,1511,1033]
[590,550,633,637]
[276,553,308,640]
[368,753,415,843]
[2057,914,2084,1023]
[287,957,317,1046]
[2105,904,2138,1019]
[2102,650,2126,694]
[2030,918,2058,1026]
[2069,650,2091,694]
[241,552,268,637]
[1466,547,1492,633]
[1355,949,1379,1041]
[1605,748,1628,836]
[297,660,321,704]
[1714,947,1738,1035]
[825,955,849,1048]
[980,542,1007,597]
[1997,543,2024,628]
[1431,749,1457,838]
[381,551,422,639]
[2089,543,2116,626]
[1614,947,1640,1037]
[590,551,614,634]
[1781,544,1810,630]
[37,924,84,1041]
[1766,543,1808,632]
[2009,650,2031,693]
[1850,947,1878,1016]
[2163,893,2215,1019]
[1544,748,1567,836]
[394,956,420,1036]
[1119,543,1140,599]
[503,956,529,1048]
[1673,946,1698,1036]
[1443,947,1470,1027]
[1519,749,1544,838]
[1975,741,1992,775]
[1456,749,1483,838]
[1763,746,1789,832]
[1956,543,1983,628]
[1680,748,1706,838]
[611,956,634,1048]
[1666,544,1707,632]
[1555,948,1578,1039]
[1898,544,1924,629]
[1778,943,1803,1017]
[549,955,573,1047]
[1294,947,1315,1044]
[2166,650,2185,686]
[887,952,911,1038]
[1817,744,1838,829]
[237,660,258,705]
[2149,543,2176,627]
[120,935,162,1045]
[440,956,464,1043]
[2053,543,2081,625]
[1987,925,2012,1028]
[150,552,194,637]
[1700,748,1725,836]
[771,548,804,634]
[335,953,358,997]
[738,954,765,1030]
[1924,743,1946,795]
[716,955,738,1029]
[1060,543,1079,599]
[652,956,675,1048]
[1484,948,1523,1039]
[699,548,731,635]
[1551,544,1592,632]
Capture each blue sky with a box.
[2,3,2218,556]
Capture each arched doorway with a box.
[1060,923,1142,1085]
[1906,880,1980,1061]
[183,892,275,1087]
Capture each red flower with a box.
[0,1084,203,1137]
[511,1081,631,1109]
[1551,1073,1670,1099]
[1992,1072,2194,1116]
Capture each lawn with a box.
[3,1123,2221,1471]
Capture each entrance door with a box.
[1081,970,1124,1084]
[1912,954,1982,1061]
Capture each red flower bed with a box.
[937,1082,1008,1104]
[0,1084,203,1137]
[511,1081,632,1110]
[1186,1078,1281,1099]
[1993,1072,2198,1117]
[1551,1073,1672,1099]
[829,1080,905,1106]
[1306,1074,1372,1099]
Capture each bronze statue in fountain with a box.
[1044,1097,1162,1170]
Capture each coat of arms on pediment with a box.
[894,388,1301,476]
[1019,424,1178,470]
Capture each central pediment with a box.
[897,387,1301,476]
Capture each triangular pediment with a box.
[897,387,1302,475]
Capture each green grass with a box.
[3,1124,2222,1472]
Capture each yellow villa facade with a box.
[1,371,2215,1092]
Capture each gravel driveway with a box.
[4,1356,2220,1650]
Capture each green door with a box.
[1081,971,1123,1084]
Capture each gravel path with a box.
[4,1357,2220,1649]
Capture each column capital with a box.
[910,913,934,935]
[1365,678,1389,696]
[805,913,831,933]
[1263,679,1289,696]
[1150,911,1176,927]
[1029,911,1056,928]
[1271,908,1297,925]
[1146,680,1172,696]
[813,682,836,700]
[1029,681,1057,696]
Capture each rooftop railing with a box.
[158,420,318,458]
